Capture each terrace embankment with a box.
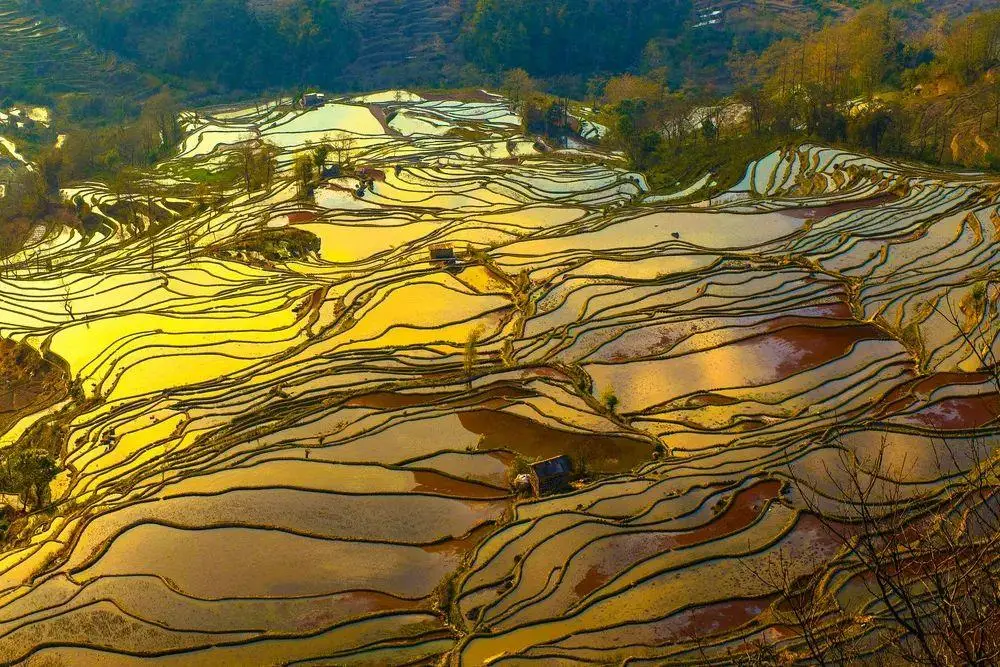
[458,409,652,473]
[777,192,901,219]
[0,99,998,665]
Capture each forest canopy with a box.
[23,0,359,90]
[18,0,898,95]
[459,0,692,78]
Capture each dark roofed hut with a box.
[301,92,326,108]
[531,455,574,495]
[428,244,458,269]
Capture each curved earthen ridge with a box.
[0,92,997,665]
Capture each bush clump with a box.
[216,228,321,262]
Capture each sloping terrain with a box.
[0,91,996,664]
[0,0,148,98]
[16,0,877,94]
[340,0,468,89]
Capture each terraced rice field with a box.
[341,0,466,88]
[0,90,998,664]
[0,1,147,97]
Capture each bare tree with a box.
[111,167,141,232]
[60,280,73,322]
[329,132,356,170]
[501,68,536,112]
[463,328,480,388]
[737,547,849,666]
[231,132,277,195]
[791,433,1000,666]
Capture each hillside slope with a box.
[13,0,915,95]
[0,0,150,100]
[340,0,468,89]
[0,90,996,665]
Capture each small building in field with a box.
[531,455,574,495]
[428,243,458,268]
[301,92,326,108]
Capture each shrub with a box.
[600,387,619,413]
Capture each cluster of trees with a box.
[459,0,851,97]
[499,69,572,142]
[0,448,58,514]
[231,137,280,197]
[734,5,1000,163]
[24,0,358,91]
[0,384,63,531]
[733,5,909,134]
[18,0,868,99]
[1,90,182,226]
[937,9,1000,85]
[0,168,50,223]
[218,228,320,263]
[461,0,691,80]
[293,134,355,198]
[586,5,1000,190]
[57,90,182,182]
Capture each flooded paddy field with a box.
[0,91,998,664]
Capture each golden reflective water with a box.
[0,97,997,664]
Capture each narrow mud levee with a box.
[0,99,998,665]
